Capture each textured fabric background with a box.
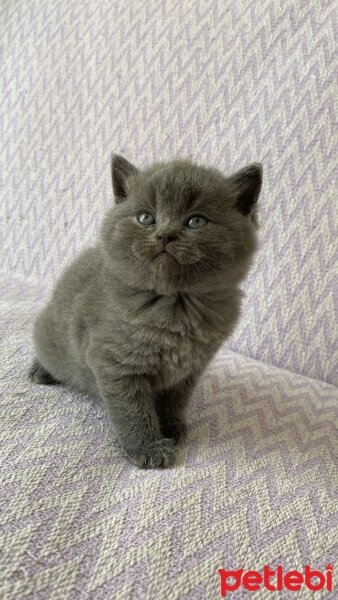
[1,1,338,599]
[1,0,337,383]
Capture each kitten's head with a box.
[101,154,262,295]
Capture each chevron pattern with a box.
[0,276,338,599]
[0,0,337,384]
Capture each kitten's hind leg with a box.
[29,359,60,385]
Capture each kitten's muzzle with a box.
[154,232,178,257]
[155,233,178,244]
[153,237,178,263]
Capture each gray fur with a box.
[30,155,262,468]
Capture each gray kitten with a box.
[29,155,262,468]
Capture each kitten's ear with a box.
[111,154,139,202]
[229,163,263,216]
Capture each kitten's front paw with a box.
[124,438,176,469]
[161,422,187,445]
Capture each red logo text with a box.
[218,565,333,596]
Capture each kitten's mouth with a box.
[153,249,178,264]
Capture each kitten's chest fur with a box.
[158,334,198,388]
[105,289,238,390]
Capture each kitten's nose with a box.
[156,233,177,244]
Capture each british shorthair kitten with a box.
[30,155,262,468]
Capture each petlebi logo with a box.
[218,565,333,596]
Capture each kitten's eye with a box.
[137,211,155,225]
[186,215,208,229]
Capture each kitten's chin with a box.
[150,261,182,295]
[153,252,178,266]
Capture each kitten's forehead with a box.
[145,164,214,214]
[155,181,202,214]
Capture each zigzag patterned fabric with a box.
[1,0,337,598]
